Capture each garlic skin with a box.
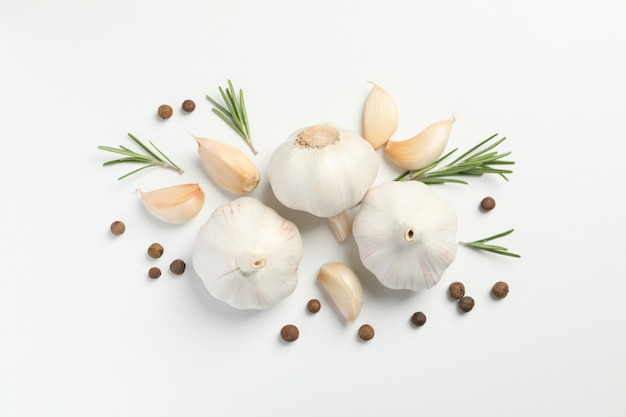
[317,262,363,325]
[192,197,303,310]
[267,123,378,241]
[353,181,457,291]
[138,183,205,224]
[195,136,260,194]
[363,82,399,149]
[384,118,455,171]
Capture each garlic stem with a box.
[327,211,350,242]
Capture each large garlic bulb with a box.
[192,197,303,309]
[352,181,458,291]
[267,123,378,241]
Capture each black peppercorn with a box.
[480,196,496,211]
[169,259,186,275]
[358,324,375,341]
[448,282,465,300]
[110,220,125,236]
[411,311,427,327]
[459,296,475,312]
[148,243,164,259]
[157,104,173,119]
[280,324,299,342]
[307,299,321,313]
[148,267,161,279]
[492,281,509,298]
[182,99,196,113]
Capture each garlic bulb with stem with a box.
[138,183,205,224]
[317,262,363,325]
[363,82,399,149]
[192,197,303,310]
[195,136,260,194]
[352,181,457,291]
[385,118,455,171]
[267,123,378,242]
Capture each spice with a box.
[358,324,375,341]
[148,267,161,279]
[459,296,475,312]
[307,299,321,313]
[98,133,184,180]
[170,259,186,275]
[148,243,164,259]
[182,99,196,113]
[110,220,125,235]
[448,282,465,299]
[157,104,173,119]
[480,196,496,211]
[280,324,299,342]
[411,311,427,327]
[492,281,509,298]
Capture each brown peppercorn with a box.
[182,99,196,113]
[358,324,375,341]
[148,267,161,279]
[280,324,299,342]
[480,196,496,211]
[459,296,475,312]
[448,282,465,300]
[157,104,173,119]
[307,299,321,313]
[110,220,125,236]
[169,259,186,275]
[411,311,427,327]
[148,243,164,259]
[492,281,509,298]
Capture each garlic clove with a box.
[317,262,363,325]
[192,197,303,310]
[384,118,455,171]
[353,181,457,291]
[138,183,205,224]
[363,82,399,149]
[195,136,260,194]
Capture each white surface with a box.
[1,1,625,416]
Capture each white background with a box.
[1,1,625,416]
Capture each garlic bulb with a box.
[317,262,363,325]
[363,82,399,149]
[352,181,457,291]
[138,183,205,224]
[385,118,455,171]
[192,197,303,310]
[267,123,378,241]
[195,136,260,194]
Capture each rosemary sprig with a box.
[206,80,257,155]
[395,134,514,184]
[459,229,521,258]
[97,133,184,180]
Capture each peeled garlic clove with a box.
[195,136,260,194]
[138,183,205,224]
[384,118,455,170]
[363,82,399,149]
[353,181,457,291]
[192,197,303,310]
[317,262,363,324]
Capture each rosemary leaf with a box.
[396,134,514,184]
[206,80,258,155]
[459,229,521,258]
[98,133,183,180]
